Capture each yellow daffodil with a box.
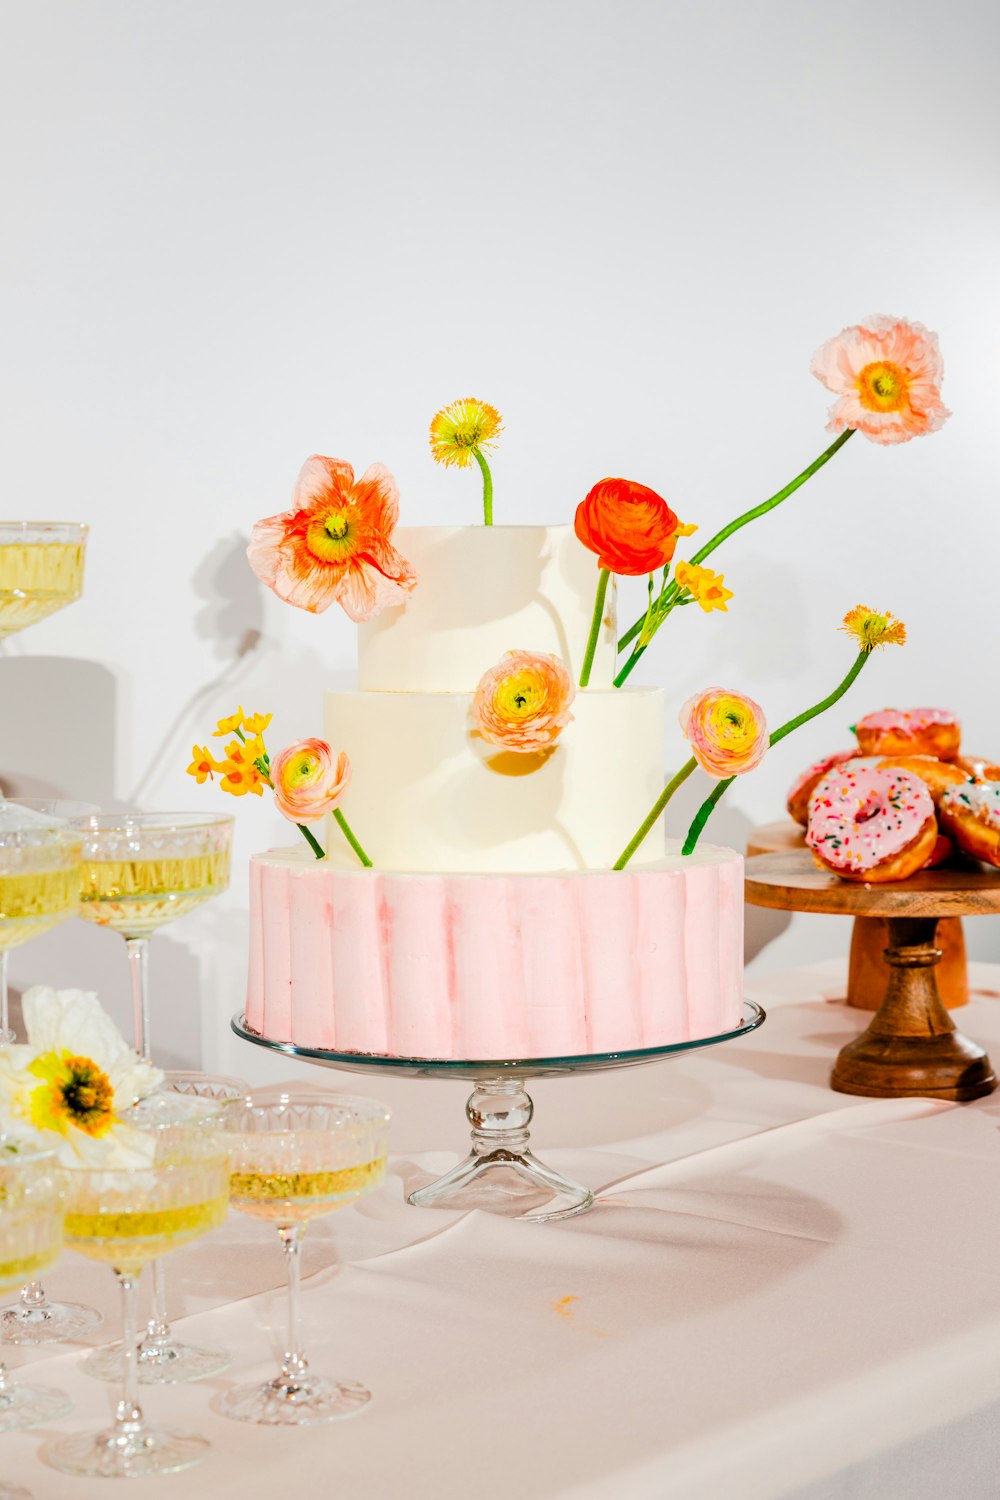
[841,605,907,652]
[242,711,272,736]
[674,561,733,613]
[213,707,245,738]
[675,522,698,538]
[186,745,219,785]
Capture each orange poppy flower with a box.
[247,456,417,622]
[574,478,680,576]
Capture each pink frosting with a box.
[245,849,744,1060]
[941,781,1000,832]
[787,749,856,807]
[806,765,934,873]
[857,707,958,735]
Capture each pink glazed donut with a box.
[806,764,938,883]
[786,749,858,827]
[855,708,960,761]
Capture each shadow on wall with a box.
[668,763,791,965]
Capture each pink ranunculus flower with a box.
[680,688,768,779]
[810,315,950,445]
[472,650,575,754]
[247,455,417,622]
[271,739,352,823]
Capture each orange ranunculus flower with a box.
[271,739,352,824]
[247,456,417,622]
[574,478,680,576]
[472,650,575,754]
[810,315,950,445]
[680,687,768,778]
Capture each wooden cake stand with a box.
[747,821,969,1010]
[745,850,1000,1101]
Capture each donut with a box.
[875,755,969,804]
[786,749,857,826]
[855,708,960,761]
[924,832,955,869]
[938,781,1000,868]
[957,754,1000,781]
[806,764,938,883]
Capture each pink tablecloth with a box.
[5,960,1000,1500]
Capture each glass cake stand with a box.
[231,1002,765,1223]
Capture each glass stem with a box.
[144,1260,170,1345]
[0,1360,12,1409]
[278,1224,307,1384]
[126,936,151,1062]
[114,1271,145,1432]
[0,948,9,1041]
[19,1280,47,1313]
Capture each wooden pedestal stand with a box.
[747,821,968,1010]
[745,851,1000,1102]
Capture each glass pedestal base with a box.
[0,1297,103,1345]
[42,1422,209,1478]
[0,1379,73,1433]
[216,1372,371,1426]
[83,1333,231,1385]
[231,1003,766,1224]
[408,1080,593,1222]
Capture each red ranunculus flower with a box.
[574,478,679,576]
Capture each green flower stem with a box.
[680,648,870,856]
[333,807,373,868]
[616,429,856,661]
[297,822,325,860]
[579,569,611,688]
[473,447,494,526]
[613,757,697,871]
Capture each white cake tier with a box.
[246,844,745,1060]
[357,525,617,692]
[324,686,666,873]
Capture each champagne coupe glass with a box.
[0,801,102,1348]
[0,522,88,641]
[82,1069,248,1385]
[74,811,234,1384]
[219,1091,390,1425]
[41,1101,231,1478]
[0,1134,71,1432]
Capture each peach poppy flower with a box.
[810,316,950,445]
[247,456,417,622]
[574,478,680,576]
[272,739,352,824]
[472,651,575,754]
[680,687,768,778]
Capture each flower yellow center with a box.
[495,671,545,720]
[283,754,320,789]
[306,509,356,564]
[857,360,909,413]
[27,1051,116,1139]
[706,697,758,751]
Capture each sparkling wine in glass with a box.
[0,800,103,1347]
[219,1091,390,1425]
[41,1102,231,1478]
[73,811,234,1383]
[0,1134,71,1432]
[82,1070,248,1386]
[0,522,87,639]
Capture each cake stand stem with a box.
[831,916,996,1101]
[407,1078,594,1223]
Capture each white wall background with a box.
[2,0,998,1088]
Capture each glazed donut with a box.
[806,764,938,883]
[786,749,857,826]
[956,754,1000,781]
[875,755,969,804]
[855,708,960,761]
[938,781,1000,868]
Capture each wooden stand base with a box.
[831,917,994,1101]
[847,915,968,1011]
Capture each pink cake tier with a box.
[245,843,745,1060]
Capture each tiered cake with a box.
[245,524,744,1059]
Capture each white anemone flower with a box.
[0,987,163,1169]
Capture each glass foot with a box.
[0,1484,35,1500]
[407,1079,594,1223]
[83,1335,232,1385]
[42,1423,209,1478]
[0,1298,103,1346]
[216,1372,371,1426]
[0,1380,73,1433]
